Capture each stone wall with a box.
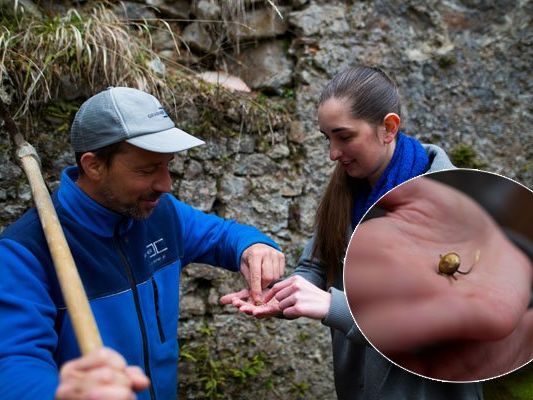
[0,0,531,398]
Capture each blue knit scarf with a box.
[351,132,429,228]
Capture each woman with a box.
[222,66,483,399]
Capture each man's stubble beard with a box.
[99,185,152,220]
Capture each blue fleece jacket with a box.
[0,166,279,400]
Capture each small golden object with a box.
[438,250,480,280]
[438,252,461,275]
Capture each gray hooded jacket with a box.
[294,144,484,400]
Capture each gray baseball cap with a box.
[70,87,205,153]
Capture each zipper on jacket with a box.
[114,224,157,400]
[151,277,166,342]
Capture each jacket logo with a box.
[146,238,168,258]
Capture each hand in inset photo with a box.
[344,176,533,381]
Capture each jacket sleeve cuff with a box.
[322,287,367,344]
[322,287,354,333]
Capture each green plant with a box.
[484,364,533,400]
[44,100,81,133]
[290,381,310,398]
[449,144,487,169]
[179,323,273,399]
[198,324,216,337]
[297,331,310,342]
[228,354,266,382]
[282,87,295,99]
[180,343,271,399]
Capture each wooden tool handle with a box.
[18,142,102,355]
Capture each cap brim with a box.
[126,127,205,153]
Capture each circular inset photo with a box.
[343,168,533,382]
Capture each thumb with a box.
[220,289,249,305]
[125,366,150,392]
[375,177,423,211]
[376,176,450,212]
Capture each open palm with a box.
[220,287,282,318]
[344,177,532,380]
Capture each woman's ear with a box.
[80,152,105,181]
[383,113,401,144]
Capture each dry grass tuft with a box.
[0,1,289,140]
[0,4,172,117]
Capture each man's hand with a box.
[55,347,150,400]
[345,177,533,380]
[239,244,285,305]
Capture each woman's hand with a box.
[345,177,532,380]
[263,276,331,320]
[397,309,533,381]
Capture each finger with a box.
[240,246,264,304]
[85,367,131,388]
[376,177,430,211]
[355,294,510,356]
[273,285,297,304]
[125,366,150,392]
[278,294,297,311]
[87,386,135,400]
[232,297,250,308]
[59,359,83,381]
[269,253,282,285]
[261,255,275,291]
[253,303,282,318]
[262,277,293,303]
[274,259,281,286]
[237,303,256,315]
[427,310,533,381]
[262,287,276,304]
[247,256,263,304]
[344,239,441,305]
[281,305,302,320]
[219,289,249,304]
[68,348,127,373]
[278,252,285,279]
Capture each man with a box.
[0,87,285,399]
